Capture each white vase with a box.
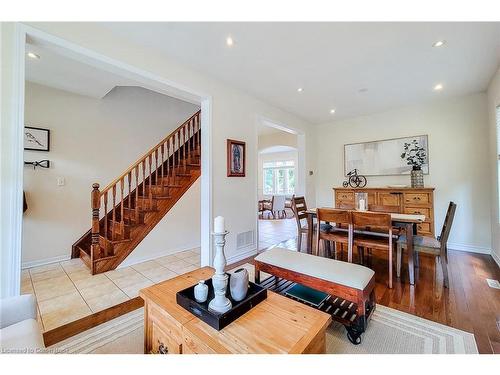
[194,280,208,303]
[230,268,249,302]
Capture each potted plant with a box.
[401,139,426,187]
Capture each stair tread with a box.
[100,235,131,244]
[137,195,171,200]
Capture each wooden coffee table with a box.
[140,267,332,354]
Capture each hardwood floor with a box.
[235,237,500,354]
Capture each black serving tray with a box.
[176,274,267,331]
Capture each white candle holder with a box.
[208,231,232,314]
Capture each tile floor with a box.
[22,218,297,334]
[258,218,297,251]
[21,248,200,332]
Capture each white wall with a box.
[121,179,200,267]
[22,81,200,266]
[258,132,298,151]
[487,67,500,265]
[315,93,492,253]
[257,150,298,200]
[8,23,316,268]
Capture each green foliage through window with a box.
[263,160,295,195]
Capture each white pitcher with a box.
[229,268,249,302]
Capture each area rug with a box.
[51,302,478,354]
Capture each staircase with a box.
[72,110,201,274]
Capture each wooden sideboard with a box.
[140,267,332,354]
[333,187,435,237]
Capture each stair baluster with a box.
[160,144,165,196]
[142,160,146,206]
[172,134,177,185]
[183,124,187,173]
[120,177,125,238]
[103,191,108,241]
[148,154,153,209]
[135,165,139,222]
[166,140,171,191]
[196,115,200,152]
[154,148,159,189]
[190,118,194,157]
[112,185,117,241]
[127,171,132,223]
[91,183,100,274]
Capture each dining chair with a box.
[258,199,268,219]
[271,195,286,219]
[365,204,402,236]
[291,196,331,252]
[316,208,353,260]
[262,197,273,219]
[396,201,457,288]
[352,211,395,288]
[262,196,286,219]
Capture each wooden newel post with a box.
[91,183,101,274]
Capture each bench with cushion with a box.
[254,247,376,344]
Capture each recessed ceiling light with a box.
[226,36,234,47]
[330,109,336,114]
[432,40,446,48]
[433,83,444,91]
[297,88,303,92]
[27,52,40,60]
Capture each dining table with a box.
[305,208,425,285]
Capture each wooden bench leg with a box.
[255,262,261,284]
[347,280,376,345]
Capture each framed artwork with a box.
[344,134,429,176]
[227,139,246,177]
[24,126,50,152]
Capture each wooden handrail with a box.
[100,110,201,195]
[88,110,201,268]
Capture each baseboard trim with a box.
[118,245,201,268]
[447,243,491,255]
[491,251,500,269]
[22,255,71,269]
[227,247,258,266]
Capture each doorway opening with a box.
[256,119,305,253]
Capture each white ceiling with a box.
[101,22,500,124]
[25,40,140,98]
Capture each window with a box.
[263,160,295,195]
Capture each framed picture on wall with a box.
[344,134,429,176]
[227,139,246,177]
[24,126,50,152]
